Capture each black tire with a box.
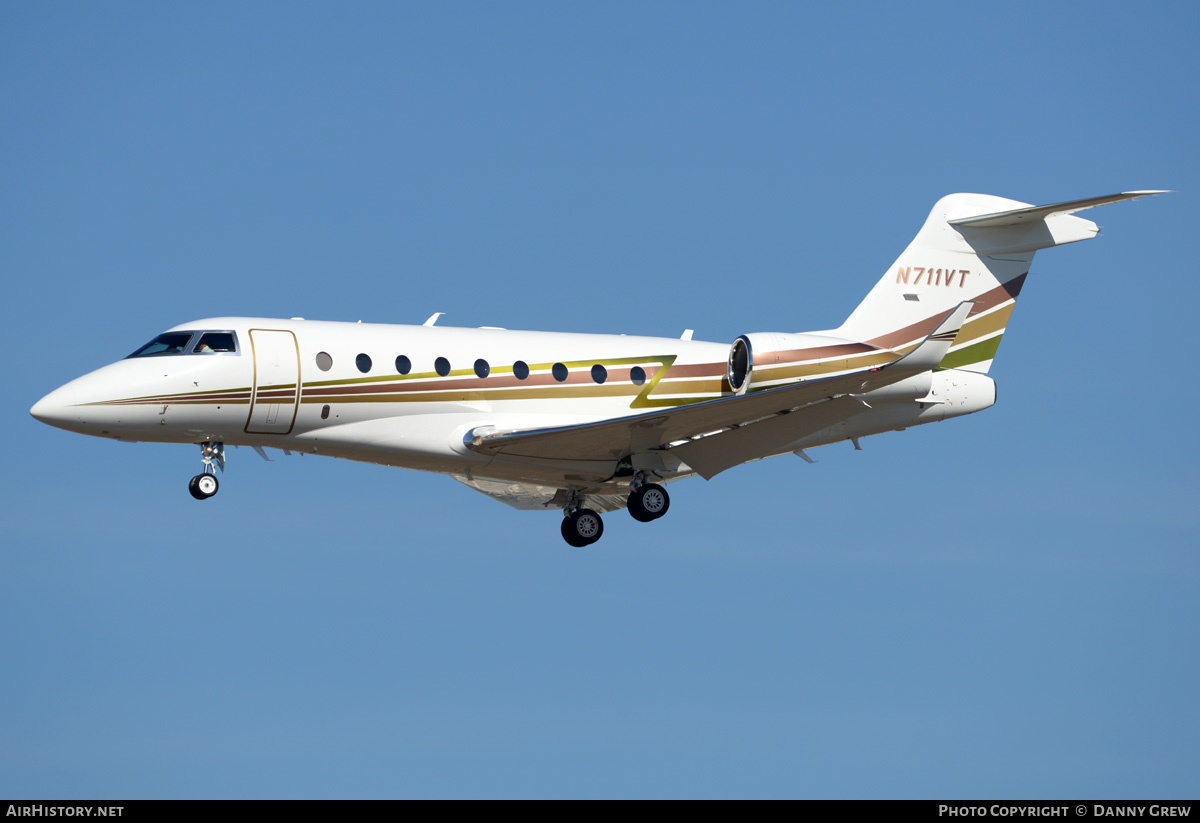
[561,516,586,547]
[628,483,669,522]
[562,509,604,546]
[189,473,219,500]
[628,492,653,522]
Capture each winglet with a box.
[884,301,973,374]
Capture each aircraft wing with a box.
[468,302,972,475]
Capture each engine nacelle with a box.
[727,331,873,394]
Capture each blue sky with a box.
[2,1,1197,799]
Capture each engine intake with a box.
[727,331,866,394]
[727,335,752,394]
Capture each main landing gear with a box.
[560,488,605,547]
[558,475,672,546]
[628,479,670,523]
[188,441,224,500]
[561,507,604,547]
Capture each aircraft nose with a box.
[30,384,79,430]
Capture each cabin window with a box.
[127,332,195,358]
[356,353,372,373]
[630,366,646,386]
[591,364,607,384]
[396,355,411,375]
[474,359,490,378]
[435,357,451,377]
[316,352,333,371]
[513,361,530,380]
[552,363,568,382]
[191,332,237,354]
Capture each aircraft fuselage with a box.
[31,316,994,491]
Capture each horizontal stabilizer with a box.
[949,190,1168,228]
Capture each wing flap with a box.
[670,395,867,479]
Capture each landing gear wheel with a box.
[561,517,583,547]
[188,473,219,500]
[628,482,669,522]
[562,508,604,547]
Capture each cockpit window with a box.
[192,332,237,354]
[127,330,240,358]
[128,332,195,358]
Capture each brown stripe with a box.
[300,384,653,403]
[105,390,254,404]
[303,366,666,396]
[154,399,252,406]
[760,341,882,364]
[303,375,726,404]
[103,391,254,405]
[965,272,1027,317]
[664,363,728,378]
[754,351,898,382]
[866,274,1027,350]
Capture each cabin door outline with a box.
[245,329,301,435]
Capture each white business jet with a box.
[31,191,1164,546]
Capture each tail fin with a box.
[836,191,1166,373]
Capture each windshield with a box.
[128,332,195,357]
[191,332,237,353]
[127,330,239,358]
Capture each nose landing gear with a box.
[188,473,219,500]
[188,441,224,500]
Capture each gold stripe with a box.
[754,351,897,382]
[106,386,254,402]
[103,309,1019,414]
[953,303,1014,346]
[302,354,677,389]
[650,379,726,395]
[300,385,645,403]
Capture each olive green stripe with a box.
[937,335,1003,370]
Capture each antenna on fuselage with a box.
[424,312,445,326]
